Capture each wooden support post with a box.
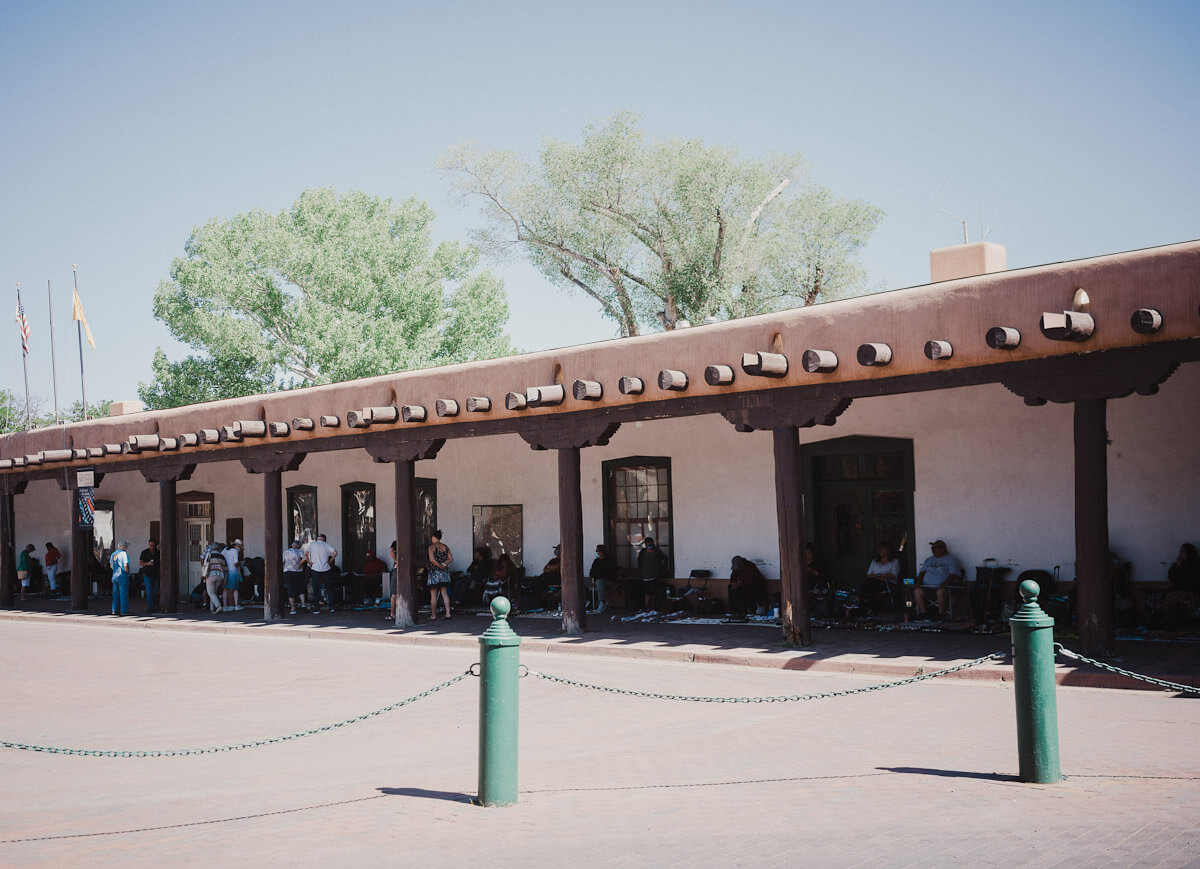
[364,438,444,628]
[558,446,586,636]
[1074,398,1114,657]
[394,459,417,627]
[519,421,620,636]
[159,478,178,613]
[238,454,303,621]
[263,469,283,621]
[141,464,193,613]
[0,487,13,607]
[773,426,810,645]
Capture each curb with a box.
[0,610,1193,693]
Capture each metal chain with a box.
[529,651,1009,703]
[0,669,474,758]
[1055,645,1200,694]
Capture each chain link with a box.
[1054,645,1200,694]
[0,670,474,758]
[529,651,1009,703]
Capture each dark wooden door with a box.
[806,438,915,593]
[340,482,376,574]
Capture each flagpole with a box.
[47,279,60,424]
[72,265,87,421]
[16,283,31,430]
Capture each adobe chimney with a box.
[930,241,1007,283]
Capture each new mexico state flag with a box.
[71,289,96,349]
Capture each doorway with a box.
[341,482,376,574]
[177,493,214,597]
[413,478,437,569]
[802,437,915,592]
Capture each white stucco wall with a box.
[13,363,1198,588]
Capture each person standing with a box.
[637,538,667,611]
[387,540,399,622]
[222,539,244,611]
[138,538,160,613]
[17,544,35,601]
[201,541,227,614]
[426,530,453,620]
[109,541,131,615]
[283,539,308,615]
[588,544,618,613]
[304,533,337,612]
[44,542,62,597]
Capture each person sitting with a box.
[728,556,768,617]
[864,541,901,613]
[484,554,514,605]
[913,539,966,619]
[361,550,388,606]
[519,546,560,611]
[806,543,832,618]
[1168,543,1200,591]
[455,547,493,607]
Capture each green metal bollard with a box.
[1010,579,1062,784]
[477,596,521,806]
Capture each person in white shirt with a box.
[304,534,338,612]
[283,540,309,615]
[865,541,901,613]
[222,539,244,611]
[914,539,966,619]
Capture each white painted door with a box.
[183,518,211,595]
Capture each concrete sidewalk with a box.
[3,595,1197,692]
[0,619,1197,867]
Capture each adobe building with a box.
[2,240,1198,657]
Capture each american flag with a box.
[15,296,30,357]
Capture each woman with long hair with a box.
[426,530,453,620]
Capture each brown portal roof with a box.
[3,239,1199,477]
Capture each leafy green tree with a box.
[441,113,884,337]
[0,390,112,433]
[141,188,514,409]
[51,398,112,425]
[0,388,32,434]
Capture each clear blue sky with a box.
[3,0,1198,409]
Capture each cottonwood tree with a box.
[0,391,111,433]
[141,187,514,409]
[441,113,883,337]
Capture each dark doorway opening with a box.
[802,436,915,594]
[341,482,376,574]
[413,478,437,573]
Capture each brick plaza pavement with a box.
[0,615,1197,867]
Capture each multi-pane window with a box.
[287,485,318,547]
[473,504,523,569]
[603,457,673,574]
